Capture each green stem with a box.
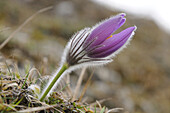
[39,63,69,101]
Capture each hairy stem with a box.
[39,63,69,101]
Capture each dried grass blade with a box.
[78,70,94,102]
[0,6,53,50]
[18,104,62,113]
[72,67,86,101]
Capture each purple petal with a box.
[88,26,136,58]
[84,13,126,49]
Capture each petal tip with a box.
[119,13,126,17]
[129,26,137,32]
[133,25,137,31]
[121,18,126,23]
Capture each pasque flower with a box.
[65,13,136,68]
[39,13,136,101]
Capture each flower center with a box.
[106,35,113,40]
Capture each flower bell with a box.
[64,13,136,67]
[40,13,137,101]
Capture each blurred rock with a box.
[55,1,75,17]
[94,67,122,84]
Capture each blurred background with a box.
[0,0,170,113]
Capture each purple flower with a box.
[39,13,136,101]
[62,13,136,68]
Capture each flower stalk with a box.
[39,13,136,101]
[39,63,69,101]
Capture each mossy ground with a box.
[0,75,92,112]
[0,61,115,113]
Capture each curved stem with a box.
[39,63,69,101]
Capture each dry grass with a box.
[0,59,123,113]
[0,6,53,50]
[72,67,86,101]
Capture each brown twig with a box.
[0,6,53,50]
